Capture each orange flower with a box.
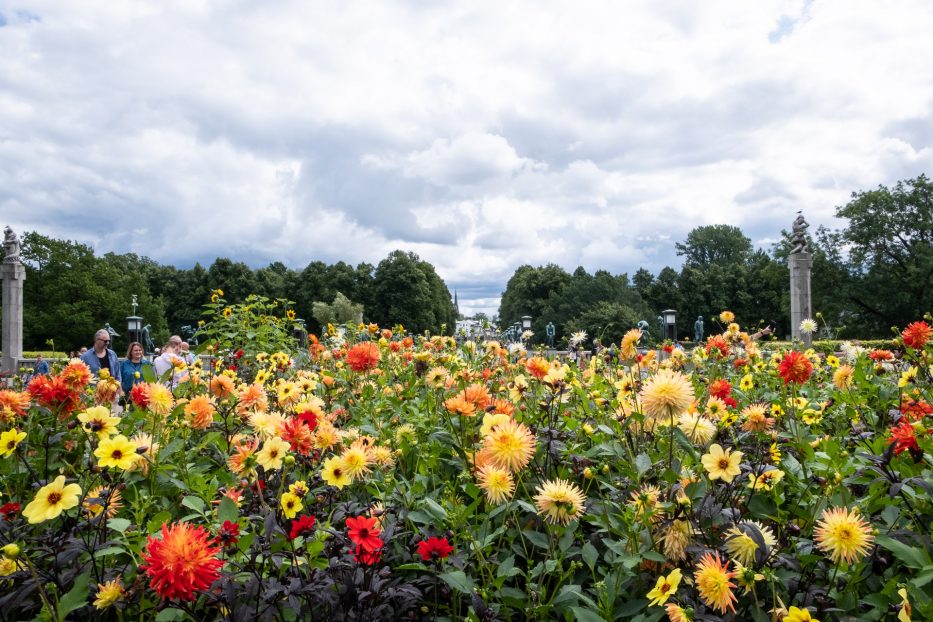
[210,375,235,398]
[525,357,550,380]
[778,351,813,385]
[140,522,223,601]
[902,321,931,349]
[59,360,93,389]
[0,390,31,419]
[694,551,737,613]
[705,335,731,358]
[227,438,260,476]
[346,342,381,372]
[184,396,216,430]
[237,383,268,416]
[444,395,476,417]
[462,383,491,410]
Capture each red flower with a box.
[235,350,245,360]
[218,520,240,546]
[401,337,414,349]
[417,536,454,561]
[709,379,732,399]
[902,321,932,349]
[130,383,151,409]
[290,515,316,540]
[901,399,933,421]
[296,409,319,432]
[346,342,381,372]
[869,349,894,362]
[140,522,224,601]
[281,417,315,456]
[723,396,738,410]
[353,544,382,565]
[0,502,20,520]
[26,374,82,417]
[59,360,92,389]
[663,344,674,354]
[888,421,920,455]
[777,351,813,385]
[346,515,383,552]
[705,335,730,358]
[733,358,747,370]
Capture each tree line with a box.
[2,240,457,353]
[497,175,933,345]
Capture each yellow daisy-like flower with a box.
[784,606,819,622]
[480,412,512,437]
[640,369,695,426]
[280,491,302,519]
[660,519,692,562]
[747,468,784,491]
[833,364,854,390]
[646,567,682,607]
[321,456,352,489]
[825,355,840,368]
[94,435,140,470]
[769,442,782,465]
[813,507,874,565]
[23,476,82,524]
[0,428,27,458]
[277,382,300,406]
[256,436,290,471]
[147,383,174,417]
[739,374,754,391]
[701,444,743,483]
[83,485,123,518]
[533,478,586,525]
[223,307,233,318]
[705,396,728,420]
[425,366,449,389]
[482,419,536,472]
[694,550,737,614]
[93,577,124,609]
[719,311,735,323]
[677,412,716,445]
[340,446,372,481]
[77,406,121,439]
[477,464,514,505]
[723,520,777,566]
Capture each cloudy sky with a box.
[2,1,932,316]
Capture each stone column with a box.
[789,251,813,348]
[1,227,26,374]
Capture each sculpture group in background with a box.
[3,226,20,264]
[791,211,809,254]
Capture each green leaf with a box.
[876,534,930,569]
[570,606,607,622]
[56,573,89,622]
[635,453,652,479]
[154,609,185,622]
[147,510,172,534]
[581,542,599,571]
[181,495,205,514]
[107,517,131,533]
[439,570,474,594]
[497,555,520,578]
[522,530,549,549]
[217,495,238,525]
[421,497,448,522]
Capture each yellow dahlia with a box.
[93,577,124,609]
[694,551,737,614]
[701,444,743,483]
[833,364,854,390]
[640,370,695,426]
[340,445,372,481]
[533,478,586,525]
[646,567,682,607]
[723,521,776,566]
[256,436,290,471]
[321,456,352,489]
[477,464,515,505]
[677,412,716,445]
[94,435,140,470]
[813,507,874,565]
[482,419,536,472]
[23,476,82,524]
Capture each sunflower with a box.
[482,419,536,472]
[477,464,514,505]
[813,507,874,565]
[701,444,743,483]
[640,369,695,426]
[533,479,586,525]
[23,476,82,524]
[694,551,737,613]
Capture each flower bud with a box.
[1,543,19,559]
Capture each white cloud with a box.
[2,0,933,316]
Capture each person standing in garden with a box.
[33,353,50,376]
[80,329,122,384]
[121,341,151,394]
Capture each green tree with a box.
[312,292,364,326]
[370,250,454,334]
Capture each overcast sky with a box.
[2,1,932,316]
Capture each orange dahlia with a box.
[184,396,216,430]
[902,321,932,349]
[0,390,30,419]
[210,374,235,399]
[346,342,381,372]
[59,360,93,389]
[694,551,737,613]
[777,351,813,385]
[525,356,551,380]
[140,522,223,601]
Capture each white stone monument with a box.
[788,212,812,348]
[1,226,26,374]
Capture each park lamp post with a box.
[662,309,677,342]
[126,294,143,346]
[521,315,532,334]
[293,319,308,348]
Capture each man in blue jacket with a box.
[80,329,122,383]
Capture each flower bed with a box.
[0,299,931,621]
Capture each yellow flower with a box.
[321,456,352,489]
[646,568,681,607]
[94,435,139,470]
[223,307,233,318]
[256,436,290,471]
[640,369,695,426]
[825,355,840,368]
[660,519,692,562]
[0,557,23,577]
[280,492,302,519]
[77,406,121,439]
[480,412,511,437]
[93,577,124,609]
[784,606,819,622]
[747,468,784,491]
[694,551,737,614]
[23,476,82,524]
[701,444,743,483]
[739,374,754,391]
[482,419,536,472]
[340,446,371,481]
[533,478,586,525]
[677,412,716,445]
[813,507,874,565]
[2,543,19,559]
[719,311,735,323]
[477,464,514,504]
[0,428,26,458]
[898,587,912,622]
[832,364,854,389]
[723,521,776,566]
[769,443,782,465]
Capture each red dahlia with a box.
[777,351,813,385]
[346,515,383,552]
[709,379,732,399]
[290,515,317,540]
[346,342,381,372]
[902,321,932,349]
[887,421,920,455]
[705,336,731,358]
[417,536,454,561]
[141,522,224,601]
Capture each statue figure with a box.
[545,322,555,347]
[141,324,155,353]
[694,316,704,342]
[103,323,120,338]
[790,211,809,254]
[3,226,21,264]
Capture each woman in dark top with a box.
[121,341,151,394]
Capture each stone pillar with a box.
[1,226,26,374]
[789,251,813,348]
